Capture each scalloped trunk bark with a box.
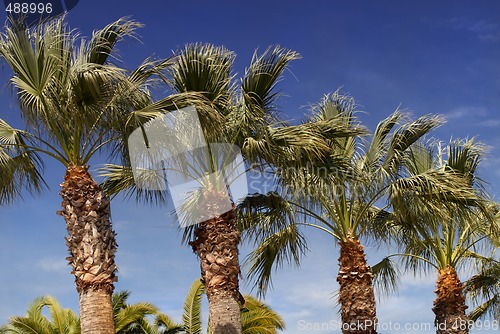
[337,237,377,334]
[433,266,469,334]
[190,206,242,334]
[58,164,117,334]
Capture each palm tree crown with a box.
[0,16,171,334]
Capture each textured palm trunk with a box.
[337,237,377,334]
[190,206,242,334]
[58,164,117,334]
[432,266,469,334]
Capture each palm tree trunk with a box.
[433,266,469,334]
[337,237,377,334]
[190,207,242,334]
[80,288,115,333]
[58,164,117,334]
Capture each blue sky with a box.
[1,1,499,333]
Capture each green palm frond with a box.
[114,302,158,333]
[238,192,296,241]
[245,224,307,296]
[170,43,234,115]
[241,295,285,334]
[111,290,158,333]
[112,290,132,313]
[359,109,403,174]
[0,296,79,334]
[465,260,500,321]
[0,119,45,204]
[43,296,79,334]
[85,17,142,65]
[182,280,205,334]
[228,46,300,146]
[0,17,67,125]
[405,141,435,176]
[390,168,480,219]
[154,313,184,334]
[99,164,170,204]
[383,114,444,172]
[241,46,300,123]
[371,256,401,297]
[446,138,484,190]
[468,296,499,321]
[0,316,53,334]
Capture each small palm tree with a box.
[101,44,363,333]
[0,17,170,333]
[0,296,80,334]
[0,291,159,334]
[135,279,285,334]
[388,139,499,334]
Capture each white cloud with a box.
[423,17,500,43]
[445,106,489,121]
[476,119,500,128]
[36,258,68,273]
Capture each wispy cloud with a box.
[476,119,500,128]
[36,258,68,273]
[422,17,500,43]
[445,106,489,121]
[443,106,500,131]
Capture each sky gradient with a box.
[1,1,499,333]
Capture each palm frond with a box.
[359,109,403,174]
[0,296,79,334]
[112,290,132,313]
[99,164,170,204]
[240,46,300,123]
[383,114,444,172]
[114,302,158,333]
[237,192,296,238]
[240,295,285,334]
[1,316,52,334]
[182,280,205,334]
[86,17,143,65]
[0,120,45,204]
[467,296,499,321]
[170,43,234,115]
[371,256,401,297]
[465,260,500,321]
[154,313,184,334]
[245,224,307,296]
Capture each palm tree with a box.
[0,17,170,333]
[0,291,159,334]
[101,44,364,333]
[0,296,80,334]
[388,139,499,334]
[238,99,459,333]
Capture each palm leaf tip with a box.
[371,256,401,297]
[87,17,144,64]
[243,46,301,113]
